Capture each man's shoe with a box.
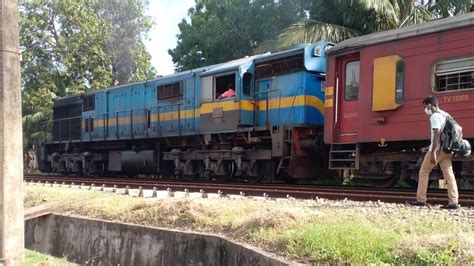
[440,203,460,210]
[406,200,426,206]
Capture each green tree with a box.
[277,0,472,46]
[20,0,156,149]
[169,0,306,71]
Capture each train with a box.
[36,13,474,187]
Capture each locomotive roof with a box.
[254,44,306,64]
[329,12,474,54]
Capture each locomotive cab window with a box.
[345,61,360,101]
[157,82,182,100]
[434,57,474,92]
[201,76,213,102]
[215,73,235,100]
[83,95,95,111]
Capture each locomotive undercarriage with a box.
[38,126,329,183]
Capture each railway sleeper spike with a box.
[152,187,158,198]
[239,191,246,197]
[138,186,144,197]
[199,189,207,198]
[167,187,174,197]
[124,185,130,195]
[184,188,190,198]
[101,184,106,191]
[112,185,118,193]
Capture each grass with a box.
[24,250,70,266]
[25,185,474,264]
[273,221,400,264]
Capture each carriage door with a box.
[336,55,360,142]
[239,61,255,126]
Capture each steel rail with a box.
[24,174,474,207]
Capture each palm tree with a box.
[276,0,471,47]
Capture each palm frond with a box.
[254,39,280,54]
[358,0,401,25]
[429,0,471,17]
[23,109,52,125]
[29,131,51,142]
[278,19,363,47]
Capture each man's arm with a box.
[430,128,440,165]
[431,128,440,152]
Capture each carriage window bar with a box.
[157,82,182,100]
[435,57,474,92]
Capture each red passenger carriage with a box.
[324,13,474,187]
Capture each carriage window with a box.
[435,57,474,92]
[395,60,405,104]
[157,82,182,100]
[345,61,360,101]
[201,76,213,102]
[83,95,95,111]
[242,72,252,96]
[215,73,235,99]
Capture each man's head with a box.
[422,96,439,115]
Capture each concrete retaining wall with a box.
[25,215,291,265]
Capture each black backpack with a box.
[439,113,463,153]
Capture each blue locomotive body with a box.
[40,41,332,180]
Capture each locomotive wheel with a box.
[180,161,199,181]
[244,162,262,183]
[211,161,235,182]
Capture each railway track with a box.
[24,174,474,207]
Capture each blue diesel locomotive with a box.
[37,41,333,182]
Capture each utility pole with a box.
[0,0,24,265]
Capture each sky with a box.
[144,0,195,76]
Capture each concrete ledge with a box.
[25,214,294,265]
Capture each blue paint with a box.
[72,41,331,142]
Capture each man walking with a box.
[407,96,460,209]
